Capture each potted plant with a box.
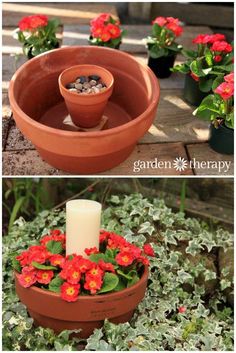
[193,72,234,154]
[173,33,233,106]
[58,64,114,128]
[13,229,153,338]
[88,13,126,49]
[13,14,60,59]
[144,16,183,78]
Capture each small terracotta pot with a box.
[9,46,160,174]
[15,267,148,338]
[59,65,114,128]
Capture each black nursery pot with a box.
[209,123,234,155]
[148,54,176,79]
[88,36,120,49]
[183,74,208,106]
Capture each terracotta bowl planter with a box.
[59,64,114,128]
[15,267,148,338]
[9,46,160,174]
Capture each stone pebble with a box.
[66,75,107,94]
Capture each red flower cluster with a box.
[192,33,232,63]
[90,13,121,42]
[16,229,154,302]
[18,14,48,31]
[152,16,183,37]
[214,72,234,101]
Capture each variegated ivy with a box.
[3,193,233,351]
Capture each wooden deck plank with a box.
[186,143,234,176]
[2,3,118,26]
[140,89,209,144]
[3,143,193,176]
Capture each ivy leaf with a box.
[138,222,155,236]
[195,303,210,318]
[98,273,119,294]
[49,276,64,293]
[177,269,193,283]
[204,270,217,281]
[32,261,57,270]
[186,239,203,256]
[220,279,231,291]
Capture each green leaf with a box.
[98,273,119,294]
[49,276,64,293]
[212,75,224,90]
[89,253,116,265]
[32,261,57,270]
[205,48,213,66]
[46,240,63,254]
[117,269,133,280]
[12,258,21,273]
[149,45,166,59]
[127,274,140,287]
[199,78,214,92]
[9,196,26,232]
[182,49,198,59]
[152,23,162,37]
[113,278,126,291]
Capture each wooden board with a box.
[2,54,27,92]
[186,143,234,176]
[2,3,118,26]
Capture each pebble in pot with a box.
[66,75,107,95]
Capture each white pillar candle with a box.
[66,199,102,256]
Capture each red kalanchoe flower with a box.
[87,265,104,278]
[208,33,226,43]
[214,82,234,100]
[106,23,121,39]
[18,267,37,288]
[100,29,111,42]
[76,258,93,273]
[137,255,150,266]
[116,251,134,266]
[84,247,99,256]
[16,250,30,266]
[152,16,167,27]
[50,254,65,268]
[214,55,222,63]
[190,72,200,82]
[178,306,187,313]
[18,15,48,31]
[166,22,183,37]
[98,259,115,273]
[192,34,212,44]
[99,230,111,243]
[224,72,234,83]
[211,41,232,53]
[36,270,54,284]
[61,282,80,302]
[84,274,103,294]
[28,245,50,264]
[143,243,155,257]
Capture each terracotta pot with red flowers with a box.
[194,72,234,154]
[144,17,183,78]
[13,14,60,59]
[89,13,126,49]
[13,229,153,338]
[58,64,114,128]
[173,33,234,106]
[9,46,160,174]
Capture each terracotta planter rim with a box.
[9,46,160,138]
[59,64,114,99]
[14,265,148,301]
